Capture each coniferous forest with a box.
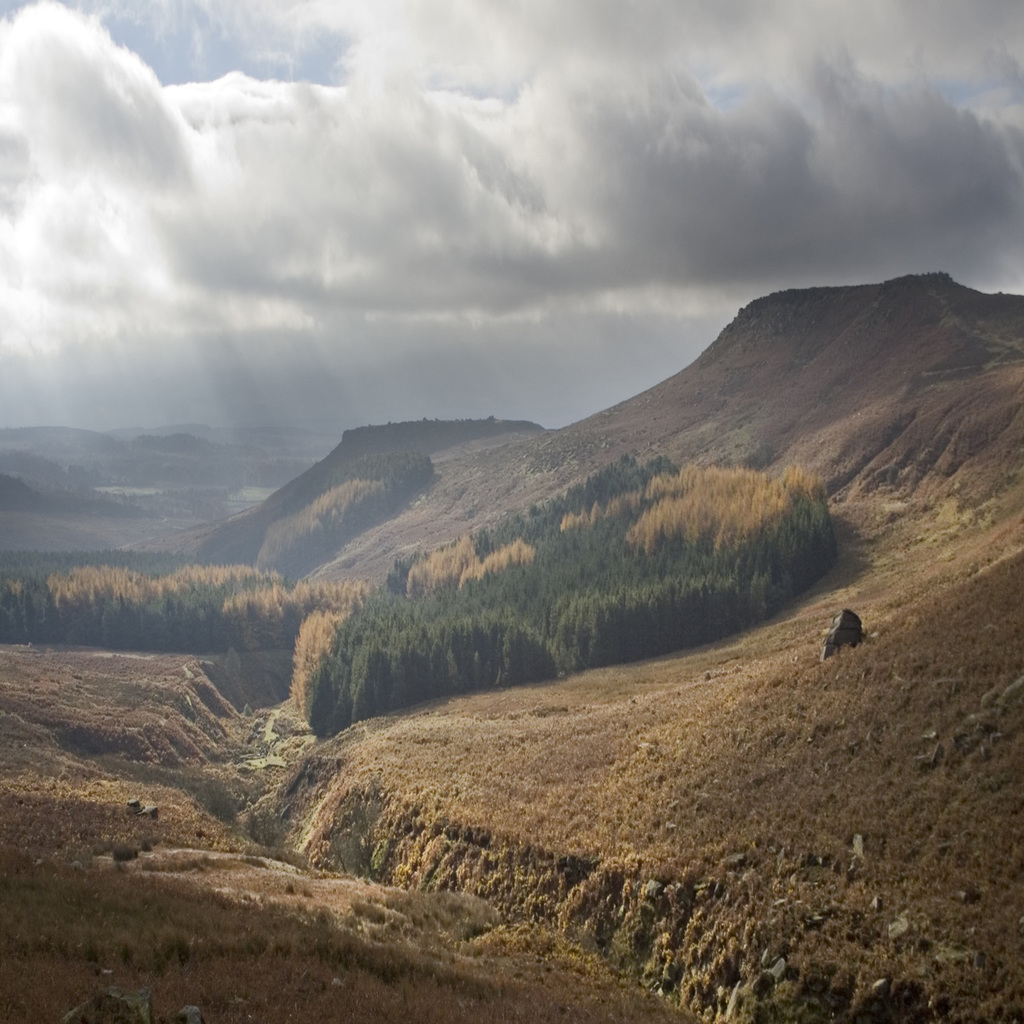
[295,456,836,735]
[0,551,366,653]
[1,456,837,739]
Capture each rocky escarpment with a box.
[296,783,938,1023]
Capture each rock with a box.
[888,915,910,940]
[957,886,980,904]
[999,676,1024,706]
[125,798,141,812]
[644,879,665,900]
[137,805,158,819]
[725,981,742,1019]
[820,609,864,660]
[769,956,787,982]
[62,987,152,1024]
[724,852,748,871]
[871,977,891,999]
[852,833,864,859]
[870,894,883,913]
[980,686,1000,708]
[931,742,945,768]
[173,1009,204,1024]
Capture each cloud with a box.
[0,0,1023,430]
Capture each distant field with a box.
[224,486,277,513]
[95,486,164,497]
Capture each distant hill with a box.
[337,417,543,458]
[159,418,543,574]
[0,473,143,518]
[0,474,48,512]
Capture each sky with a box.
[0,1,1023,433]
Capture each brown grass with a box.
[292,500,1024,1021]
[0,848,683,1024]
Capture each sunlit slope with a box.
[285,510,1024,1021]
[313,273,1024,584]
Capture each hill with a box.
[264,273,1024,1021]
[307,272,1024,584]
[0,424,337,548]
[0,473,180,551]
[158,417,545,574]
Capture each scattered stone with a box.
[871,977,891,999]
[957,886,980,905]
[769,956,787,982]
[803,852,832,868]
[888,915,910,940]
[725,981,742,1020]
[137,805,158,819]
[852,833,865,859]
[933,943,971,965]
[760,947,772,968]
[820,609,864,660]
[980,687,1000,708]
[999,676,1024,707]
[126,798,141,812]
[62,986,152,1024]
[173,1008,204,1024]
[724,852,748,871]
[644,879,664,900]
[916,742,944,770]
[331,978,343,987]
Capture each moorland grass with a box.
[0,849,682,1024]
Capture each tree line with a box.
[0,551,365,653]
[298,456,837,735]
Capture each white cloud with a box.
[0,0,1023,429]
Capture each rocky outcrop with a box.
[820,609,864,660]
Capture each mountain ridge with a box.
[306,272,1024,584]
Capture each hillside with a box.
[156,417,545,573]
[307,273,1024,584]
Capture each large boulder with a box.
[62,987,152,1024]
[820,609,864,661]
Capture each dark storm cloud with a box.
[1,1,1024,430]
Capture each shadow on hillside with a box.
[819,506,871,592]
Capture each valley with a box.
[3,273,1024,1022]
